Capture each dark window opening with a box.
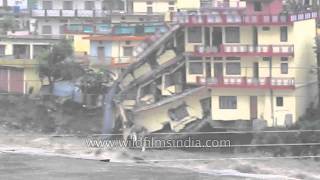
[168,103,189,121]
[281,63,288,74]
[280,26,288,42]
[189,62,203,74]
[219,96,237,109]
[226,62,241,75]
[276,97,284,107]
[225,27,240,43]
[188,27,202,43]
[253,2,262,11]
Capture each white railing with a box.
[47,9,60,16]
[223,77,243,85]
[201,0,246,9]
[77,10,94,17]
[246,77,267,86]
[31,9,45,16]
[62,10,75,17]
[197,77,295,88]
[271,78,295,86]
[194,45,294,55]
[290,11,318,22]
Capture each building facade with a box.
[0,36,60,94]
[30,0,165,36]
[111,0,319,133]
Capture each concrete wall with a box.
[293,19,319,120]
[211,89,296,127]
[134,88,210,132]
[90,41,112,57]
[73,35,90,54]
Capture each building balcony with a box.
[196,76,295,90]
[74,55,134,68]
[31,9,165,18]
[200,0,246,10]
[191,44,294,57]
[173,11,318,25]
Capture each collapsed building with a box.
[103,0,319,135]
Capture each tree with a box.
[38,39,84,93]
[0,15,18,34]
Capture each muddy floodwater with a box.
[0,154,240,180]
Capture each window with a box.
[225,27,240,43]
[189,62,203,74]
[281,57,288,61]
[169,1,175,5]
[281,63,288,74]
[146,1,153,5]
[147,7,153,14]
[168,103,189,121]
[276,97,284,107]
[262,26,270,31]
[42,25,52,34]
[63,1,73,10]
[43,1,53,9]
[226,57,240,61]
[226,62,241,75]
[84,1,94,10]
[123,47,133,57]
[280,26,288,42]
[219,96,237,109]
[169,7,175,11]
[188,27,202,43]
[0,45,5,56]
[253,1,262,11]
[59,25,65,34]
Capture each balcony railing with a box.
[173,11,318,25]
[200,0,246,9]
[193,45,294,57]
[31,9,165,18]
[197,76,295,89]
[74,55,135,68]
[173,13,290,25]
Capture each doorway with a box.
[253,62,259,78]
[97,46,105,60]
[253,27,258,46]
[250,96,258,120]
[206,62,212,78]
[205,27,210,47]
[214,63,223,81]
[212,27,222,51]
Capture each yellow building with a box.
[179,1,318,127]
[112,0,319,133]
[0,36,60,94]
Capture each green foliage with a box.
[0,15,17,34]
[38,39,83,92]
[79,69,113,94]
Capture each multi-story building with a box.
[0,35,60,94]
[109,0,319,133]
[65,22,168,77]
[30,0,165,36]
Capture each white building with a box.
[30,0,164,36]
[0,0,28,9]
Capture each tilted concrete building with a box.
[107,0,319,133]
